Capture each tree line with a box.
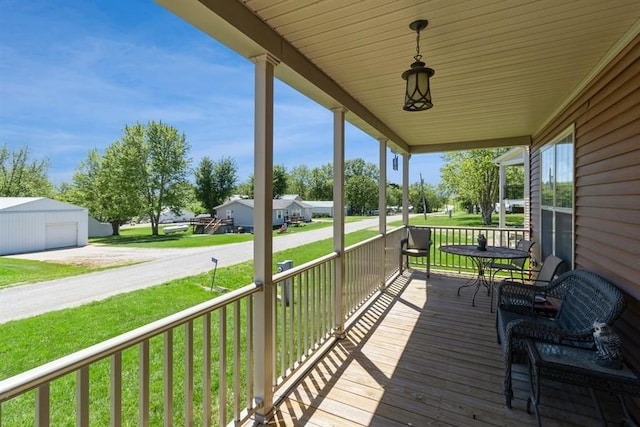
[2,121,521,234]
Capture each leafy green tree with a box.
[346,174,378,215]
[408,182,442,213]
[387,182,402,208]
[286,165,310,199]
[60,147,144,235]
[440,148,507,224]
[194,156,238,216]
[0,144,54,197]
[273,165,288,198]
[236,175,254,199]
[345,158,378,181]
[235,164,287,200]
[132,121,191,235]
[307,164,333,200]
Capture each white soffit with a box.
[157,0,640,154]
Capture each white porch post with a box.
[499,162,506,230]
[378,139,387,234]
[251,52,278,422]
[378,139,387,289]
[332,107,346,339]
[402,154,410,226]
[524,147,531,238]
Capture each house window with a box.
[276,210,283,220]
[540,126,574,266]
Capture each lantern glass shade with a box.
[402,61,434,111]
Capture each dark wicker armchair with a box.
[496,269,626,407]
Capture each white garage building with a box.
[0,197,88,255]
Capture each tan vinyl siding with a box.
[531,34,640,418]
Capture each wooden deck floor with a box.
[264,271,624,426]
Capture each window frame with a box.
[539,124,575,267]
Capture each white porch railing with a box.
[0,225,525,426]
[406,225,530,274]
[0,283,262,426]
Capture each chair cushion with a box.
[403,248,428,256]
[407,227,430,249]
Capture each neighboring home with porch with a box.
[213,198,312,231]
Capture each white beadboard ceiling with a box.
[157,0,640,154]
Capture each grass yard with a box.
[0,258,96,289]
[0,229,378,425]
[92,216,375,248]
[390,211,525,228]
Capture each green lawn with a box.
[90,217,374,248]
[390,211,525,228]
[0,258,96,289]
[0,228,378,425]
[0,229,377,377]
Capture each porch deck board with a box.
[267,272,616,426]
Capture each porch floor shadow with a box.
[263,271,625,426]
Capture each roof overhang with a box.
[157,0,640,154]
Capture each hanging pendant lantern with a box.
[402,19,435,111]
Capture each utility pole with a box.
[420,173,427,220]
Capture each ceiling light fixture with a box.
[402,19,435,111]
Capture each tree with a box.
[286,165,310,199]
[408,181,442,214]
[307,164,333,200]
[273,165,288,198]
[236,165,288,199]
[236,175,254,199]
[345,158,378,181]
[194,156,238,216]
[345,174,378,215]
[0,144,54,197]
[60,146,146,235]
[386,182,402,208]
[440,148,507,224]
[132,121,191,236]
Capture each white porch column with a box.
[378,138,387,234]
[332,107,346,339]
[402,154,410,226]
[524,147,531,237]
[251,52,279,422]
[378,138,388,290]
[499,162,506,230]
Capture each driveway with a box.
[0,216,403,324]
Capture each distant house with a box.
[280,194,302,201]
[305,200,348,218]
[0,197,88,255]
[158,208,195,224]
[214,198,312,230]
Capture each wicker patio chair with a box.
[489,238,535,283]
[496,268,625,408]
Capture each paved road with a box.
[0,216,402,324]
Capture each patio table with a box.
[439,244,529,311]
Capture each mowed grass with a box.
[92,216,373,248]
[390,211,525,228]
[0,229,378,425]
[0,258,95,288]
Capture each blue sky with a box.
[0,1,443,189]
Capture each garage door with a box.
[45,222,78,249]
